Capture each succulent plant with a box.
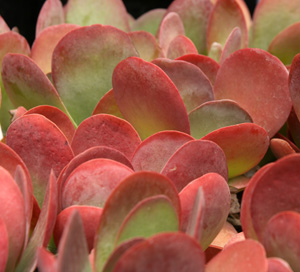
[1,0,300,271]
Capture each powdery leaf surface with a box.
[166,35,198,59]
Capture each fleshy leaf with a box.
[166,0,213,54]
[206,0,248,50]
[267,258,293,272]
[263,211,300,272]
[71,114,141,159]
[166,35,198,59]
[0,167,25,271]
[270,138,296,159]
[61,158,134,208]
[35,0,65,37]
[152,58,214,113]
[288,109,300,148]
[289,53,300,121]
[64,0,130,32]
[0,16,10,33]
[112,57,190,139]
[161,140,228,192]
[202,123,269,178]
[214,48,292,137]
[32,24,79,74]
[94,171,180,271]
[179,173,230,249]
[113,232,205,272]
[0,218,9,272]
[206,240,268,272]
[116,195,179,245]
[131,130,193,173]
[56,211,92,272]
[6,114,74,206]
[211,221,238,248]
[176,54,220,85]
[15,171,57,272]
[54,205,102,252]
[250,0,300,50]
[268,23,300,65]
[189,99,252,139]
[37,247,57,272]
[52,25,138,124]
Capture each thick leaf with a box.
[214,48,291,137]
[112,57,190,139]
[71,114,141,159]
[113,232,205,272]
[61,158,134,208]
[250,0,300,50]
[268,23,300,65]
[202,123,269,178]
[54,205,102,252]
[289,53,300,121]
[176,54,220,85]
[131,130,193,173]
[263,211,300,272]
[206,239,268,272]
[161,140,228,192]
[206,0,248,50]
[152,58,214,112]
[166,0,213,54]
[189,99,252,139]
[0,167,25,271]
[267,258,293,272]
[56,211,92,272]
[64,0,130,32]
[211,221,237,248]
[288,109,300,148]
[6,114,74,206]
[32,24,79,74]
[15,171,57,272]
[35,0,65,37]
[270,138,296,159]
[1,53,68,114]
[94,171,180,271]
[52,25,138,124]
[167,35,198,59]
[0,16,10,33]
[179,173,230,249]
[37,247,57,272]
[0,218,9,272]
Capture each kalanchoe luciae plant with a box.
[1,0,300,271]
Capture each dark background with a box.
[0,0,257,45]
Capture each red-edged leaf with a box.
[131,130,193,173]
[263,211,300,272]
[61,158,134,208]
[6,114,74,207]
[228,175,250,192]
[202,123,269,178]
[211,221,237,248]
[92,90,123,119]
[288,109,300,148]
[214,48,292,137]
[189,99,252,139]
[54,206,102,253]
[56,210,92,272]
[32,24,79,74]
[0,218,9,272]
[94,172,180,271]
[152,58,214,113]
[65,0,130,32]
[35,0,65,37]
[224,232,245,248]
[179,173,230,249]
[205,245,222,264]
[15,171,57,272]
[52,25,138,124]
[267,257,293,272]
[112,57,190,139]
[268,22,300,65]
[167,35,198,59]
[270,138,296,159]
[176,54,220,85]
[206,239,267,271]
[166,0,213,54]
[113,232,205,272]
[71,114,141,159]
[0,167,25,271]
[250,0,300,50]
[206,0,248,51]
[0,16,10,33]
[289,53,300,121]
[37,247,57,272]
[161,140,228,192]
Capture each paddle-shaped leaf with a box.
[6,114,74,206]
[0,16,10,33]
[270,138,296,159]
[94,171,180,271]
[131,130,193,173]
[167,35,198,59]
[202,123,269,178]
[289,53,300,121]
[112,57,190,139]
[267,258,293,272]
[214,48,291,137]
[0,218,9,272]
[161,140,228,192]
[37,247,56,272]
[52,25,138,124]
[113,232,205,272]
